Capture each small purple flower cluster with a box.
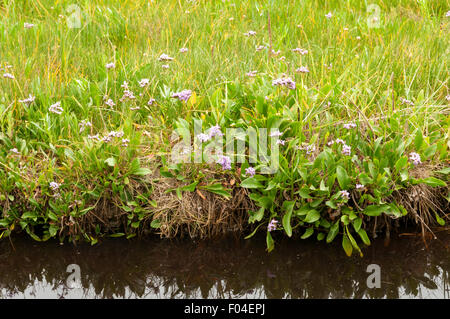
[272,77,296,90]
[267,219,278,232]
[340,190,350,200]
[295,66,309,73]
[292,48,308,55]
[217,155,232,170]
[19,94,35,105]
[328,138,351,156]
[408,152,421,166]
[196,125,223,143]
[49,101,63,114]
[245,167,256,177]
[171,89,192,102]
[343,122,357,129]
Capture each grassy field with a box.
[0,0,449,255]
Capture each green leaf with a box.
[346,227,362,257]
[363,204,389,217]
[133,168,152,176]
[200,184,232,199]
[240,177,264,189]
[151,219,161,229]
[423,144,437,159]
[359,173,373,185]
[248,207,264,224]
[419,177,446,187]
[304,209,320,223]
[109,233,125,238]
[326,221,339,243]
[317,232,325,241]
[357,229,371,245]
[49,224,58,237]
[301,227,314,239]
[414,129,423,150]
[47,211,58,222]
[352,217,362,232]
[436,167,450,175]
[104,157,116,167]
[434,212,445,226]
[266,231,275,252]
[342,234,353,257]
[282,201,295,237]
[336,165,350,189]
[395,157,408,171]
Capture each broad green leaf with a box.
[336,165,350,189]
[301,227,314,239]
[363,204,389,216]
[240,177,264,189]
[266,231,275,252]
[133,168,152,176]
[342,234,353,257]
[434,212,445,226]
[357,229,371,245]
[104,157,116,167]
[326,221,339,243]
[304,209,320,223]
[352,217,362,232]
[248,207,264,224]
[151,219,161,229]
[282,201,295,237]
[419,177,446,187]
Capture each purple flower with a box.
[3,73,14,79]
[340,190,350,200]
[105,62,115,69]
[343,123,357,129]
[139,78,150,87]
[79,120,92,133]
[49,101,63,114]
[276,139,286,145]
[158,53,174,61]
[171,89,192,102]
[272,77,296,90]
[245,167,256,177]
[105,99,115,107]
[148,98,156,106]
[217,155,232,170]
[267,219,278,232]
[400,98,414,106]
[356,184,365,190]
[342,144,351,155]
[196,133,211,143]
[325,12,333,19]
[409,152,421,165]
[179,47,188,53]
[162,64,169,69]
[292,48,308,55]
[255,45,266,51]
[244,30,256,36]
[24,22,35,29]
[269,129,283,137]
[246,70,257,77]
[296,66,309,73]
[19,94,35,105]
[49,182,61,191]
[208,125,223,138]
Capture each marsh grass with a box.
[0,0,448,254]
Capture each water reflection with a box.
[0,231,448,299]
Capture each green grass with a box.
[0,0,449,254]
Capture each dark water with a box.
[0,231,448,299]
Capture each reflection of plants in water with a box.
[0,234,448,299]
